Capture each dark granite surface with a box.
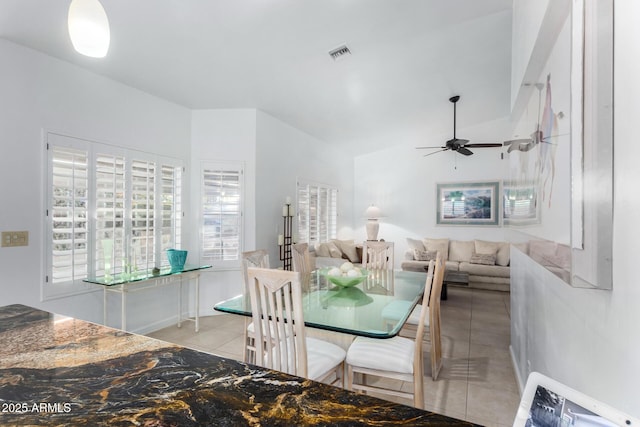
[0,304,479,426]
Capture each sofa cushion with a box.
[475,239,510,266]
[400,259,459,273]
[449,240,475,262]
[459,261,510,278]
[406,237,425,253]
[422,238,449,260]
[413,249,438,261]
[470,251,496,265]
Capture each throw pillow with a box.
[315,243,330,258]
[423,238,449,260]
[469,251,496,266]
[332,239,360,263]
[413,249,438,261]
[326,241,343,258]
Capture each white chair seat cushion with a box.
[381,301,429,327]
[305,337,346,380]
[346,335,415,374]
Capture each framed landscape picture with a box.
[436,181,500,226]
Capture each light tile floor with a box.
[147,286,520,426]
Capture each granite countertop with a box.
[0,304,478,426]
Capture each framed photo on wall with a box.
[503,181,540,226]
[436,181,500,226]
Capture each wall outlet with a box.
[1,231,29,247]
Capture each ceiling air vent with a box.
[328,44,351,61]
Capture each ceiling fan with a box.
[416,95,502,157]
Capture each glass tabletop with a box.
[214,269,427,339]
[84,264,212,286]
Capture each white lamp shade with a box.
[68,0,110,58]
[364,205,382,219]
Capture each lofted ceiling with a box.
[0,0,513,154]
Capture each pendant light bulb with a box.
[68,0,110,58]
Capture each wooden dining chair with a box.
[345,254,444,408]
[241,250,270,363]
[292,243,312,273]
[380,252,445,380]
[361,241,394,270]
[246,267,346,384]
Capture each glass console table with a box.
[84,264,211,333]
[214,269,427,339]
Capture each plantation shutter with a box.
[50,146,89,284]
[201,165,242,265]
[131,159,156,273]
[95,153,125,278]
[296,180,337,246]
[160,164,182,267]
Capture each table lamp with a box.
[364,205,382,241]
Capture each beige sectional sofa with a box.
[401,238,511,292]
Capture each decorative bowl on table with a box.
[319,266,369,288]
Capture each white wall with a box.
[255,110,354,266]
[509,0,640,417]
[0,39,192,332]
[189,109,257,313]
[353,118,510,267]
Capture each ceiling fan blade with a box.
[464,143,502,148]
[457,147,473,156]
[449,138,469,145]
[423,148,449,157]
[416,146,446,149]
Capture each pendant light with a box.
[68,0,110,58]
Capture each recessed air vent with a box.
[329,44,351,61]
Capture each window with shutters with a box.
[201,163,243,268]
[44,132,183,299]
[296,180,337,246]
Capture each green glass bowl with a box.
[319,268,369,288]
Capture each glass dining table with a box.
[214,268,427,339]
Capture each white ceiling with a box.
[0,0,513,153]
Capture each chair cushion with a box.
[346,335,415,374]
[306,337,346,381]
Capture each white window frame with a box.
[296,179,338,246]
[43,132,184,301]
[199,161,244,270]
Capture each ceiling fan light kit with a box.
[416,95,502,157]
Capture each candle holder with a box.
[279,202,294,270]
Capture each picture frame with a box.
[436,181,500,226]
[503,181,540,226]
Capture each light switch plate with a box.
[1,231,29,247]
